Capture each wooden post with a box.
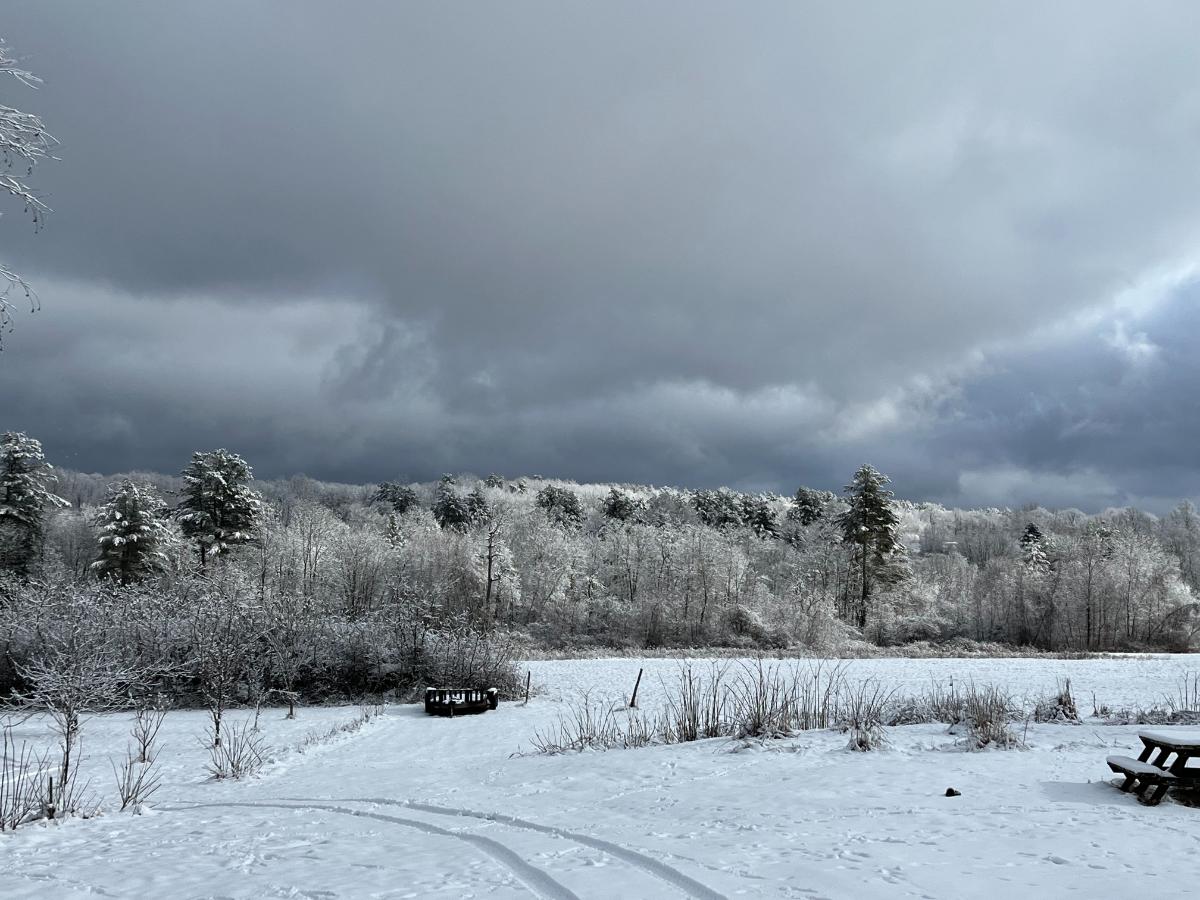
[629,667,644,709]
[523,670,532,706]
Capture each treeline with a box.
[3,431,1199,656]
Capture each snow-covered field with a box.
[2,655,1199,899]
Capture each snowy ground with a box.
[2,655,1199,899]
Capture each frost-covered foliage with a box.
[0,431,68,574]
[0,37,56,344]
[536,485,584,529]
[958,685,1023,750]
[91,480,176,585]
[4,433,1200,656]
[0,574,522,710]
[839,465,906,630]
[177,449,263,567]
[8,593,156,817]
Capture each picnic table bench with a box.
[1107,730,1200,805]
[424,687,499,717]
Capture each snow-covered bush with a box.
[0,726,49,831]
[528,692,635,753]
[959,685,1023,750]
[206,720,269,780]
[112,746,161,812]
[664,664,727,742]
[839,680,893,751]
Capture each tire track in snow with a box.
[285,796,727,900]
[161,801,580,900]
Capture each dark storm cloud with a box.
[3,2,1200,507]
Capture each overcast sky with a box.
[3,2,1200,511]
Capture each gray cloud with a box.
[3,2,1200,507]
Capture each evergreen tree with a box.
[602,487,644,522]
[0,431,68,574]
[432,480,472,531]
[740,494,779,538]
[837,464,905,629]
[787,486,833,526]
[1019,523,1051,571]
[536,485,584,529]
[1019,522,1044,550]
[466,486,492,526]
[693,488,744,528]
[91,480,174,585]
[371,481,419,515]
[384,513,404,549]
[176,449,263,568]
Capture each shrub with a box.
[839,680,893,751]
[0,727,49,831]
[206,720,269,780]
[960,685,1023,750]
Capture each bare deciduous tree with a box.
[191,579,263,747]
[10,615,147,818]
[0,37,56,343]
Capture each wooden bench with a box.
[1107,755,1177,805]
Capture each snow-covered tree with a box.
[838,465,905,629]
[371,481,419,515]
[176,449,263,568]
[0,38,56,344]
[740,494,779,538]
[432,479,473,531]
[0,431,68,574]
[788,486,833,527]
[11,591,153,818]
[466,487,492,526]
[91,480,174,585]
[535,485,584,529]
[693,488,744,529]
[602,487,644,522]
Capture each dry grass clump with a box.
[959,685,1024,750]
[1033,678,1079,723]
[530,661,854,753]
[839,680,894,751]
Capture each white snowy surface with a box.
[2,654,1199,899]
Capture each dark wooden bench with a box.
[424,687,499,717]
[1107,755,1177,805]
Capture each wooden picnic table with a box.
[1137,730,1200,778]
[1107,730,1200,805]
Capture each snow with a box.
[2,654,1200,898]
[1138,728,1200,745]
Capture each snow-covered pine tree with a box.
[466,486,492,526]
[602,487,643,522]
[787,486,833,527]
[535,485,584,529]
[692,488,745,528]
[371,481,419,515]
[176,449,263,568]
[740,494,779,538]
[1019,523,1051,574]
[0,431,68,574]
[432,479,472,531]
[91,480,174,585]
[837,464,905,630]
